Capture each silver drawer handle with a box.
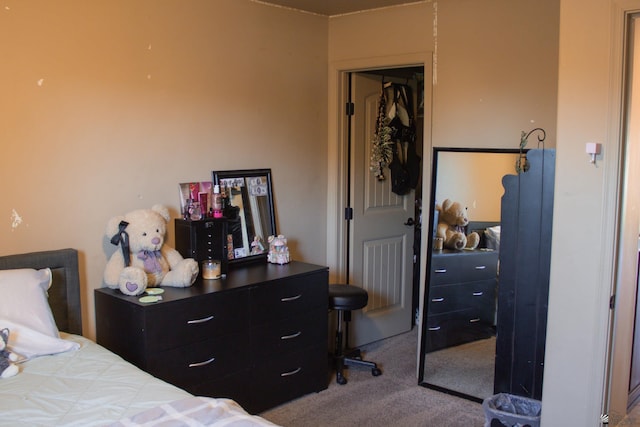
[187,315,214,324]
[189,356,216,367]
[281,331,302,340]
[428,326,441,331]
[474,265,487,270]
[434,269,447,273]
[281,294,302,302]
[472,292,484,296]
[431,297,444,302]
[469,318,480,323]
[281,367,302,377]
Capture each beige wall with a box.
[433,0,559,149]
[0,0,328,338]
[436,152,517,221]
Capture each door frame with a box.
[326,52,433,372]
[605,3,640,424]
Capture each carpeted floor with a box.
[423,337,495,400]
[260,328,487,427]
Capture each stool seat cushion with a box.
[328,284,368,310]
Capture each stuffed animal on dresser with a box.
[436,199,480,250]
[0,328,19,379]
[104,204,199,296]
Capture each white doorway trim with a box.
[326,52,433,374]
[602,2,640,424]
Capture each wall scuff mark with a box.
[10,209,23,230]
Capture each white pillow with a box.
[0,268,59,338]
[0,319,79,360]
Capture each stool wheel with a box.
[337,372,347,385]
[372,367,382,377]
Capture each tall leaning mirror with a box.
[418,148,520,402]
[212,168,276,266]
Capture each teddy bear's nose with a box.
[152,237,161,245]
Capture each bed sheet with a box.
[0,333,193,426]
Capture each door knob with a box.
[404,218,415,226]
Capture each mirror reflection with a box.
[419,148,519,402]
[212,169,276,265]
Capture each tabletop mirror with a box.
[212,168,276,266]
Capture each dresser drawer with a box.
[458,253,498,282]
[251,274,327,324]
[428,279,496,315]
[251,308,326,358]
[426,311,494,352]
[147,333,250,388]
[430,251,498,285]
[145,290,249,351]
[191,369,253,411]
[250,343,327,413]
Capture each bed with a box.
[0,248,278,426]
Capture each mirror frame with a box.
[212,168,276,267]
[418,147,523,402]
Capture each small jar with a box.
[201,259,221,279]
[433,237,444,251]
[190,201,202,220]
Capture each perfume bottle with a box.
[212,185,223,218]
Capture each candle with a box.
[202,260,221,279]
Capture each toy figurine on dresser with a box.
[267,235,290,264]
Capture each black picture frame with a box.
[212,168,276,266]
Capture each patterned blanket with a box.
[109,396,280,427]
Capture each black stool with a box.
[328,284,382,385]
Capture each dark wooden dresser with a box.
[425,249,498,352]
[95,261,329,414]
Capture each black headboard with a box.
[0,248,82,335]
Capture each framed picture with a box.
[178,181,213,218]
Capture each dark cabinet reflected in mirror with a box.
[418,148,520,402]
[212,169,276,266]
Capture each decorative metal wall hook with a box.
[522,128,546,148]
[516,127,546,173]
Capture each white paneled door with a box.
[348,72,414,347]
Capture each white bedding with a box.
[0,333,274,427]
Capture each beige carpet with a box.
[260,328,487,427]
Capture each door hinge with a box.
[345,102,354,116]
[610,295,615,310]
[345,207,353,220]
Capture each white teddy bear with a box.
[104,204,199,296]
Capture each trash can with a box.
[482,393,542,427]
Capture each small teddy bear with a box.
[104,204,199,296]
[436,199,480,250]
[0,328,19,379]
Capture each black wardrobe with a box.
[494,148,556,400]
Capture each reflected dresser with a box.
[425,249,499,352]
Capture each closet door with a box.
[494,149,555,400]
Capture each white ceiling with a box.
[258,0,417,16]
